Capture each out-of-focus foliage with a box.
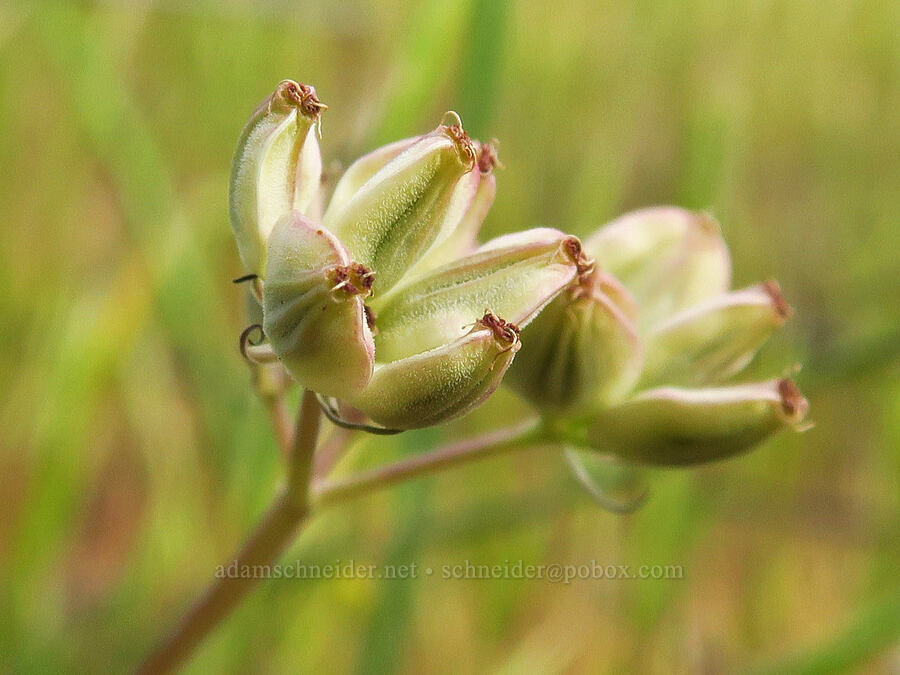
[0,1,898,672]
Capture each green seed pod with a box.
[585,207,731,330]
[639,280,793,388]
[370,228,583,362]
[349,312,521,429]
[296,132,324,221]
[322,113,477,293]
[327,137,420,215]
[407,140,500,276]
[588,378,809,466]
[229,80,326,276]
[262,212,375,399]
[504,269,643,414]
[328,137,491,283]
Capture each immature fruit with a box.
[323,116,477,293]
[229,80,326,276]
[639,281,793,388]
[586,207,731,330]
[372,229,583,362]
[349,312,521,429]
[588,379,809,465]
[505,269,643,414]
[263,212,374,399]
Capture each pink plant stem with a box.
[139,407,538,673]
[138,390,320,675]
[313,419,540,506]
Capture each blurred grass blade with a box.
[456,0,511,138]
[745,590,900,675]
[373,0,474,143]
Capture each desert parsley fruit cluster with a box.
[229,80,808,463]
[140,79,813,675]
[507,207,809,465]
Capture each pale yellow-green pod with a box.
[370,228,583,362]
[349,312,520,429]
[505,270,643,415]
[639,280,793,388]
[295,131,324,221]
[323,115,477,293]
[588,379,809,466]
[406,140,500,277]
[585,207,731,330]
[262,212,375,399]
[327,136,420,216]
[229,80,326,277]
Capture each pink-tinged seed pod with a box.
[588,378,810,466]
[262,212,375,399]
[371,229,584,362]
[229,80,326,277]
[406,140,501,277]
[348,312,521,429]
[505,268,644,414]
[322,113,477,293]
[585,207,731,331]
[639,280,793,388]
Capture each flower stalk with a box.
[313,418,542,505]
[138,389,321,675]
[139,395,540,673]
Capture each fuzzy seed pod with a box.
[371,229,583,362]
[588,379,809,465]
[262,212,374,399]
[585,207,731,330]
[639,280,793,388]
[229,80,326,276]
[505,269,643,414]
[349,312,521,429]
[327,136,421,215]
[406,140,501,276]
[323,114,477,293]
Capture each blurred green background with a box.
[1,1,899,672]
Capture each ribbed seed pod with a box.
[262,212,375,399]
[639,280,793,388]
[229,80,326,276]
[585,207,731,330]
[505,269,643,414]
[323,115,477,293]
[588,379,809,465]
[371,229,583,362]
[349,312,521,429]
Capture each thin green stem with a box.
[138,391,321,675]
[313,418,541,506]
[139,406,539,673]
